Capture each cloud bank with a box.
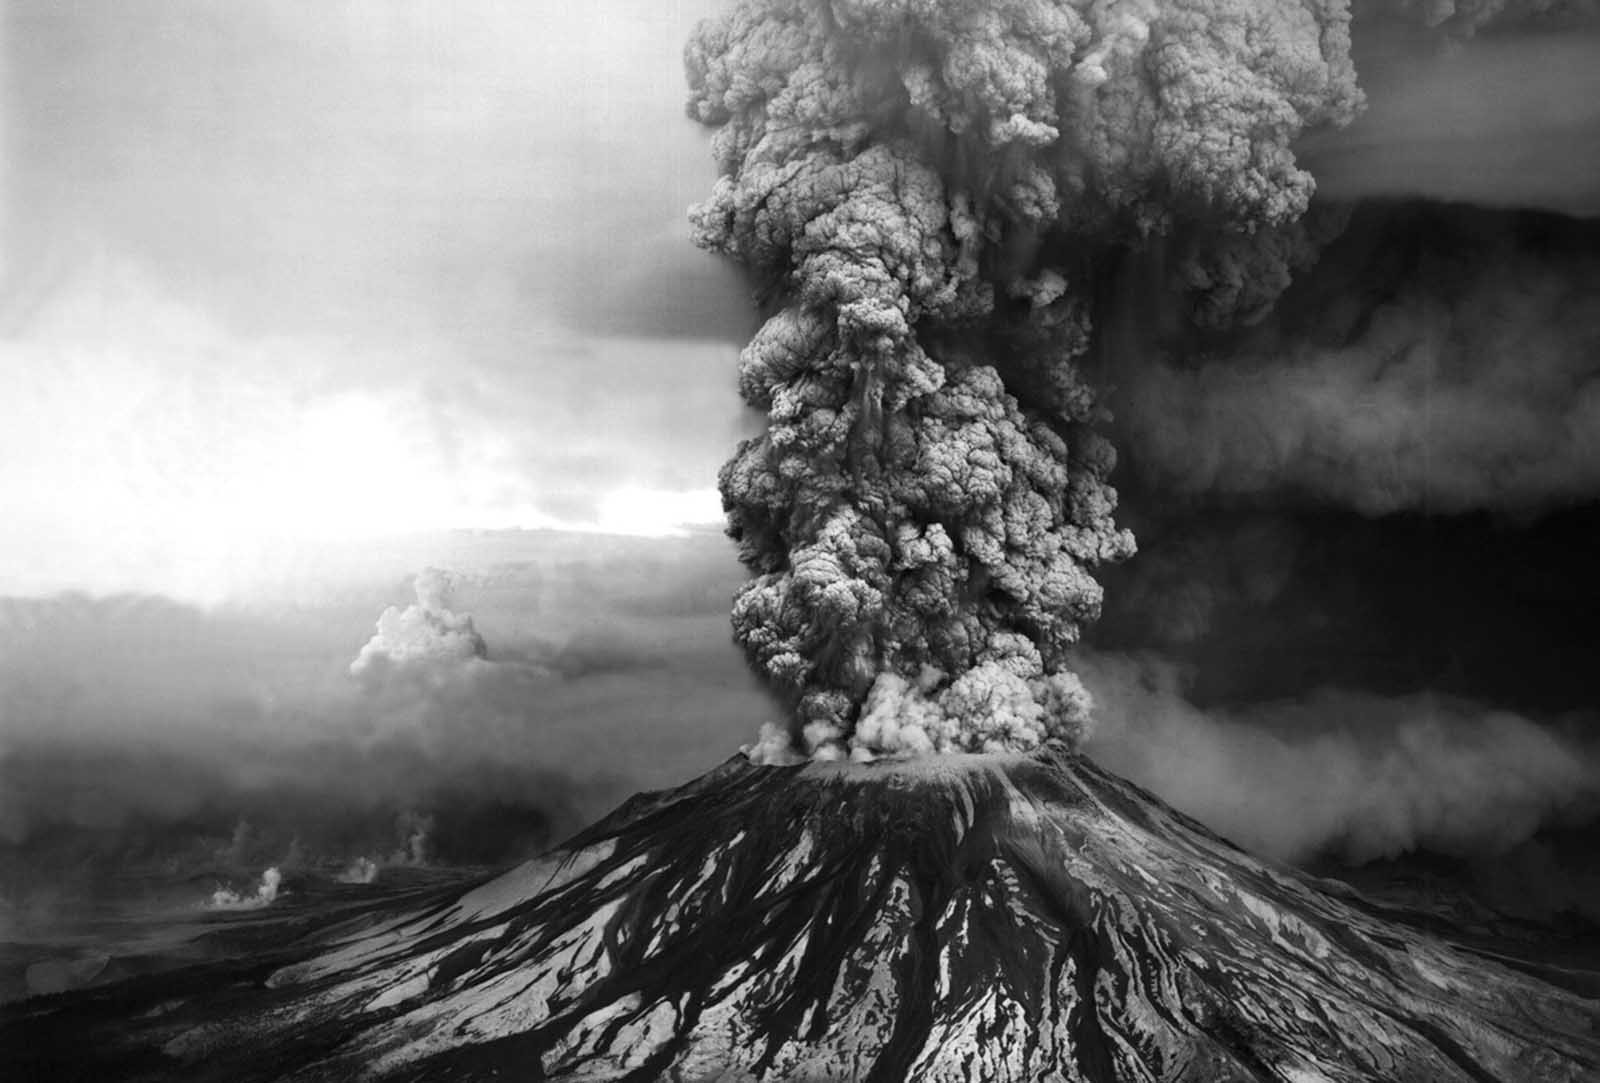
[1117,207,1600,515]
[0,532,775,929]
[1080,651,1599,863]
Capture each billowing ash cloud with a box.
[687,0,1362,761]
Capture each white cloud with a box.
[0,258,749,602]
[591,487,724,537]
[349,569,490,688]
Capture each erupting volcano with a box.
[5,0,1599,1079]
[13,750,1597,1080]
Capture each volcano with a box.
[11,748,1595,1082]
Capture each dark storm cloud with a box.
[1091,502,1600,713]
[1076,497,1600,867]
[1079,649,1599,864]
[1297,31,1600,217]
[1116,204,1600,516]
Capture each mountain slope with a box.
[28,750,1600,1081]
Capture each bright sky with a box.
[0,0,749,602]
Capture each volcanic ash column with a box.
[687,0,1362,762]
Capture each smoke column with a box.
[687,0,1361,761]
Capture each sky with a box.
[2,0,755,602]
[0,0,792,903]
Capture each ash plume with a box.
[688,0,1361,761]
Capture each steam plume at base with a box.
[1080,651,1599,863]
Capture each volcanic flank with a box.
[24,748,1593,1081]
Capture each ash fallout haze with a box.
[3,1,1600,1081]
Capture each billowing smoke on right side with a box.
[1087,2,1600,882]
[687,0,1600,886]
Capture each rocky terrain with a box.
[7,748,1596,1081]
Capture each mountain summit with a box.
[31,750,1600,1081]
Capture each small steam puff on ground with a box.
[690,0,1364,761]
[338,857,381,885]
[207,866,283,911]
[330,817,431,886]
